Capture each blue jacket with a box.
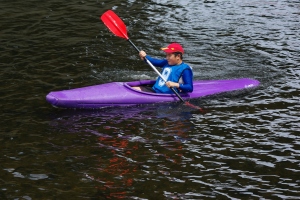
[145,55,193,94]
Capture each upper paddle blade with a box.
[100,10,129,40]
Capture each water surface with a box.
[0,0,299,199]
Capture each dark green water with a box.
[1,0,299,199]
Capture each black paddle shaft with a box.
[128,39,140,52]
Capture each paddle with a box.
[100,10,203,111]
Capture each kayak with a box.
[46,78,259,109]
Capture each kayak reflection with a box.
[48,104,196,199]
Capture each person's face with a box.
[166,53,181,65]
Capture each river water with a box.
[1,0,299,199]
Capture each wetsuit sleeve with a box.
[145,55,168,68]
[179,69,193,92]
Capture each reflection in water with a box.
[49,104,197,199]
[47,94,300,199]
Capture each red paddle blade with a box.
[184,101,204,112]
[100,10,129,40]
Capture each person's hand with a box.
[139,51,147,60]
[166,81,179,88]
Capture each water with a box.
[0,0,299,199]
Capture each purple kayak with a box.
[46,78,259,109]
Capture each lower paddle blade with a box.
[184,101,204,112]
[100,10,129,40]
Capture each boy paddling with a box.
[133,43,193,94]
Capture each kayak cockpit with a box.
[124,80,190,97]
[125,80,156,93]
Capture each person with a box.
[133,43,193,94]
